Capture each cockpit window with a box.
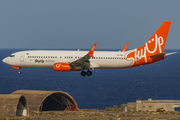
[10,55,15,57]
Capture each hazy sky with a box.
[0,0,180,49]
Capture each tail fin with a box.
[143,21,171,55]
[126,21,171,66]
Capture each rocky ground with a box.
[1,110,180,120]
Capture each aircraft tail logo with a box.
[126,21,171,66]
[144,21,171,55]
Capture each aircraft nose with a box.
[2,57,9,64]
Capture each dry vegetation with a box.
[1,106,180,120]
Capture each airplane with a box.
[2,21,177,76]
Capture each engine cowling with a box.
[54,63,71,72]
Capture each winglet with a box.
[122,42,129,52]
[88,43,97,59]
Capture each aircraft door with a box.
[20,53,24,62]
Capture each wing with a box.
[70,43,99,69]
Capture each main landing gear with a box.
[81,70,92,76]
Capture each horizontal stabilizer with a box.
[150,52,177,58]
[166,52,177,56]
[150,53,166,58]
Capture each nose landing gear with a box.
[12,66,22,74]
[18,69,22,74]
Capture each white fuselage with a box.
[3,50,132,69]
[2,21,173,76]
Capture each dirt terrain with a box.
[1,110,180,120]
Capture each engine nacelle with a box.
[54,63,71,72]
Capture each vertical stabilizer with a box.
[142,21,171,55]
[125,21,171,66]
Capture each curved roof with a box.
[11,90,78,111]
[0,94,28,116]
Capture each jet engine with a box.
[54,63,71,72]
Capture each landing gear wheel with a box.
[87,71,92,76]
[18,70,22,74]
[81,71,86,76]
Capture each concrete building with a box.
[122,99,180,112]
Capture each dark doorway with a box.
[16,96,28,116]
[40,93,75,111]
